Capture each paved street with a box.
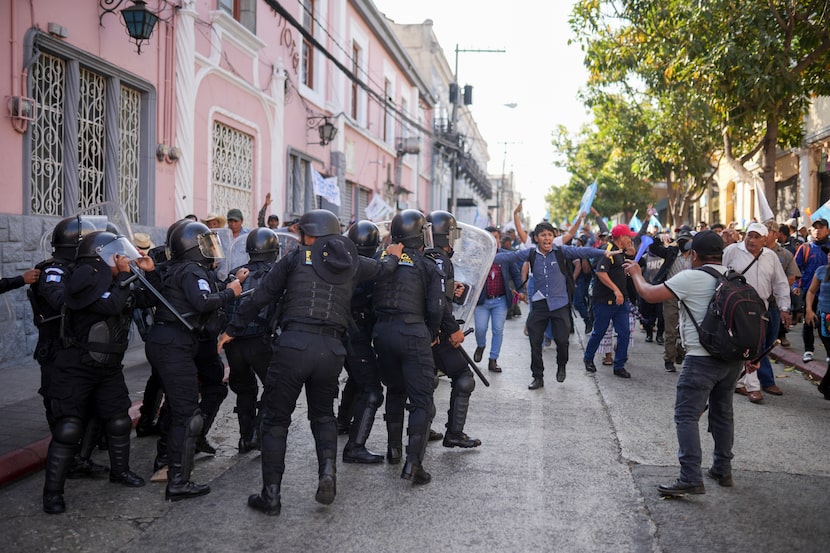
[1,313,829,552]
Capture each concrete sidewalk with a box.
[0,322,826,488]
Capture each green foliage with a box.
[568,0,830,220]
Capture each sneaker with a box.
[543,338,552,347]
[803,351,814,362]
[655,335,665,345]
[664,361,677,373]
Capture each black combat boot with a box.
[311,419,337,505]
[236,400,259,453]
[247,476,282,516]
[43,441,76,514]
[343,395,383,464]
[443,377,481,448]
[250,425,287,514]
[165,413,210,501]
[67,418,109,479]
[385,420,404,464]
[107,420,146,488]
[401,431,431,485]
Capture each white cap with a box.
[745,222,768,237]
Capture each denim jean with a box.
[674,356,743,483]
[757,306,780,388]
[474,297,508,359]
[584,301,631,371]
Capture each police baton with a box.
[127,262,194,331]
[458,328,490,387]
[738,339,782,380]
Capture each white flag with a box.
[312,168,341,206]
[753,181,775,223]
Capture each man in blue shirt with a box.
[495,222,611,389]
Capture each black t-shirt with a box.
[592,249,630,305]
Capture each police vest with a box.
[279,248,352,330]
[425,248,454,302]
[226,259,275,338]
[372,249,429,319]
[28,258,73,333]
[155,261,226,335]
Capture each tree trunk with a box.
[761,115,779,217]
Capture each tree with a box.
[571,0,830,218]
[549,96,654,224]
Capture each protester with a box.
[623,231,744,497]
[794,218,830,362]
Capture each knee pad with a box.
[453,373,476,395]
[52,417,84,445]
[186,410,204,437]
[366,390,384,410]
[106,414,132,437]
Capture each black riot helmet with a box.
[390,209,432,250]
[246,227,280,262]
[76,230,141,267]
[298,209,341,238]
[427,210,461,249]
[169,221,225,263]
[51,216,97,257]
[346,220,380,257]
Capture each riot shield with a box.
[227,233,250,276]
[39,201,135,260]
[374,221,495,331]
[275,231,300,261]
[448,223,496,330]
[213,227,234,281]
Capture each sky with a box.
[377,0,592,223]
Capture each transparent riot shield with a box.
[449,223,497,330]
[227,234,250,276]
[213,227,234,281]
[275,231,301,261]
[39,201,135,260]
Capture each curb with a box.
[769,345,827,383]
[0,400,143,488]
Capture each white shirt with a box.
[722,242,790,310]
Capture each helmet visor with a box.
[96,236,142,267]
[422,222,434,250]
[198,231,225,260]
[447,226,462,247]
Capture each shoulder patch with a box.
[398,252,415,267]
[434,258,444,272]
[197,278,211,292]
[304,249,313,265]
[45,273,62,283]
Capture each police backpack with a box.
[680,266,767,361]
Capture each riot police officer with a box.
[136,219,197,441]
[218,209,402,515]
[224,227,280,453]
[43,231,158,514]
[146,221,243,502]
[372,209,445,485]
[29,216,111,479]
[342,220,385,463]
[425,210,481,449]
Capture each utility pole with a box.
[448,44,505,215]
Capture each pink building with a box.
[0,0,434,361]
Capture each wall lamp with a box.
[99,0,159,54]
[307,115,338,146]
